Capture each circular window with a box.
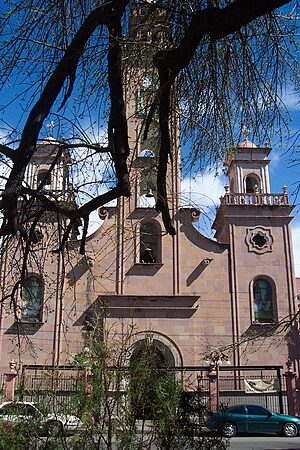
[252,232,268,249]
[245,227,273,254]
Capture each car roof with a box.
[0,401,36,407]
[227,404,271,410]
[229,404,266,407]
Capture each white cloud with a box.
[291,221,300,277]
[181,171,225,210]
[281,89,300,111]
[181,171,226,237]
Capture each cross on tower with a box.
[242,125,250,141]
[47,121,55,137]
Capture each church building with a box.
[0,127,299,377]
[0,2,299,382]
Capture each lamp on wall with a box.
[201,257,213,267]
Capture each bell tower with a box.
[226,139,271,195]
[25,137,71,203]
[212,139,296,368]
[126,0,180,210]
[109,0,181,289]
[213,139,290,243]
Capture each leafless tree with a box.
[0,0,298,251]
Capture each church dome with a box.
[238,138,257,148]
[40,136,59,145]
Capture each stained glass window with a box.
[253,278,274,323]
[21,277,43,322]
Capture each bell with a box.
[145,188,154,198]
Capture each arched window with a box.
[253,278,274,323]
[140,221,161,263]
[21,276,43,322]
[37,169,51,188]
[245,174,260,193]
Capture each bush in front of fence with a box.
[0,320,228,449]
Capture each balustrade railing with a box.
[220,192,289,206]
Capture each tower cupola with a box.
[226,139,271,195]
[25,137,71,201]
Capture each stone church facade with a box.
[0,132,299,374]
[0,5,299,378]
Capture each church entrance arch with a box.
[128,337,177,419]
[130,338,175,368]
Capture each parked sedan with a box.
[0,401,83,435]
[207,404,300,437]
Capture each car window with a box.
[23,404,38,415]
[247,405,269,415]
[228,406,246,414]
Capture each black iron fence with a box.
[6,364,287,415]
[219,376,287,413]
[0,373,4,402]
[217,366,287,414]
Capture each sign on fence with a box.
[244,378,280,394]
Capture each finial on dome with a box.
[239,126,257,148]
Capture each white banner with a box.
[244,378,279,394]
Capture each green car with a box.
[207,404,300,437]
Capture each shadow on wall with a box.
[186,258,213,286]
[75,295,199,323]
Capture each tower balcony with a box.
[220,187,290,207]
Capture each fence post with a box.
[4,360,18,401]
[208,364,219,411]
[284,360,298,416]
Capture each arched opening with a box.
[21,276,43,322]
[252,277,275,323]
[130,338,175,368]
[129,338,176,419]
[37,169,51,188]
[245,174,260,193]
[139,149,155,158]
[140,168,157,200]
[140,220,161,263]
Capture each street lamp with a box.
[204,350,230,411]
